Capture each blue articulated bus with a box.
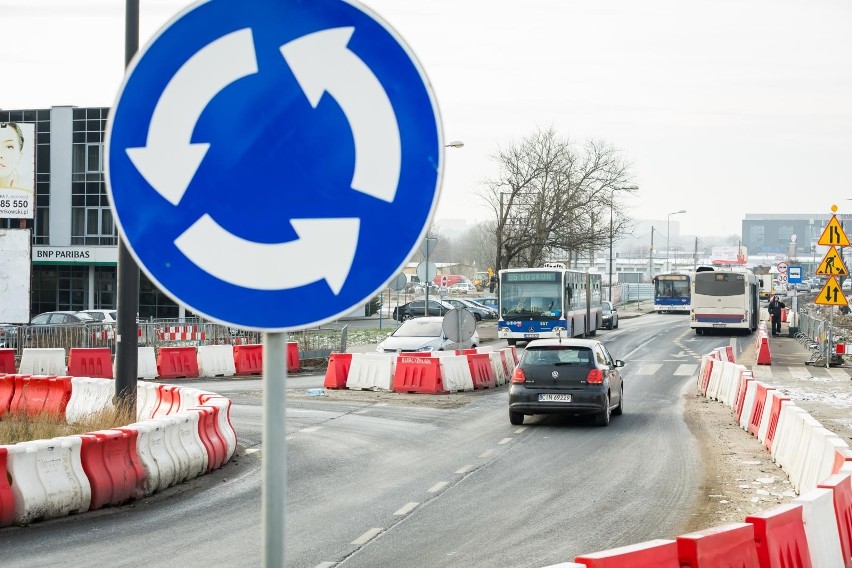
[497,264,602,346]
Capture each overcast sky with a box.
[4,0,851,238]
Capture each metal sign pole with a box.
[263,331,287,566]
[828,311,833,369]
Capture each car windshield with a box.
[393,319,444,337]
[524,346,594,367]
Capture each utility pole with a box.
[693,237,698,270]
[648,226,655,280]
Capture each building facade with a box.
[1,106,181,321]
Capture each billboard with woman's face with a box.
[0,122,35,218]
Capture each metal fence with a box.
[792,307,847,366]
[0,318,347,363]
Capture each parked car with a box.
[468,297,498,311]
[77,309,117,322]
[465,299,498,318]
[392,299,455,322]
[843,279,851,292]
[508,338,625,427]
[376,316,479,353]
[31,311,96,325]
[449,282,477,295]
[601,300,619,329]
[443,298,494,321]
[0,324,19,348]
[794,282,809,292]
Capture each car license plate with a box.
[539,393,571,402]
[524,333,539,339]
[712,324,726,328]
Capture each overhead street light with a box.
[608,185,639,301]
[666,210,687,272]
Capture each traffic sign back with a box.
[818,216,850,247]
[106,0,443,331]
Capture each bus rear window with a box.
[695,273,745,296]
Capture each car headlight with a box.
[417,345,435,352]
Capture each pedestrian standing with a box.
[767,295,786,336]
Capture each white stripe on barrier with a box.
[6,436,91,525]
[790,415,823,493]
[196,345,236,378]
[136,382,161,421]
[794,488,844,568]
[771,403,804,465]
[501,348,516,376]
[170,412,207,481]
[346,353,396,391]
[19,348,66,376]
[66,377,115,424]
[800,426,841,495]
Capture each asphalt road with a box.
[0,313,749,568]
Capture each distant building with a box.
[741,214,831,256]
[0,106,182,319]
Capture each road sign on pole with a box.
[106,0,444,332]
[818,216,850,247]
[815,276,849,306]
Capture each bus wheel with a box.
[695,328,703,336]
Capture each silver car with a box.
[377,316,480,353]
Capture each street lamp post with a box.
[666,210,686,272]
[608,186,638,301]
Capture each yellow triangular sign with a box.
[817,216,850,247]
[814,276,849,306]
[816,247,848,276]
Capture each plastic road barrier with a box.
[10,375,72,417]
[233,344,263,375]
[135,382,161,420]
[763,395,791,451]
[66,377,115,424]
[79,429,145,509]
[286,341,300,372]
[676,522,759,567]
[574,539,680,567]
[756,330,772,365]
[197,394,237,460]
[745,503,812,568]
[67,348,113,379]
[733,372,754,420]
[5,437,91,525]
[156,346,199,379]
[137,346,158,380]
[0,349,15,374]
[437,356,475,392]
[738,380,760,432]
[323,353,352,389]
[196,345,236,378]
[19,348,66,376]
[346,353,395,391]
[119,420,176,496]
[186,406,228,471]
[0,375,14,417]
[392,356,445,394]
[488,352,507,386]
[152,384,181,418]
[0,447,14,527]
[466,353,495,389]
[794,488,844,568]
[748,382,775,437]
[817,474,852,568]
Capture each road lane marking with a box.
[498,438,512,445]
[314,563,335,568]
[301,426,321,433]
[428,482,448,493]
[393,502,419,516]
[636,363,662,375]
[674,364,697,376]
[513,427,527,434]
[351,527,383,545]
[244,448,260,455]
[455,464,474,474]
[479,449,495,458]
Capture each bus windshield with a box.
[500,272,562,319]
[655,276,690,299]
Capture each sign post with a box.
[106,1,443,565]
[814,206,852,367]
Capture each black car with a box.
[508,338,624,426]
[601,300,619,329]
[392,299,454,322]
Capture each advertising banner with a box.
[0,122,36,219]
[0,229,32,323]
[711,245,748,265]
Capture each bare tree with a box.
[479,127,636,270]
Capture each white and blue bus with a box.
[653,273,692,313]
[497,265,602,346]
[690,266,759,335]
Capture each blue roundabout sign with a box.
[106,0,443,331]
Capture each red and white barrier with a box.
[19,348,66,375]
[156,325,206,342]
[346,353,396,391]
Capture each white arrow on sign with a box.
[280,27,401,203]
[127,28,259,206]
[174,214,360,293]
